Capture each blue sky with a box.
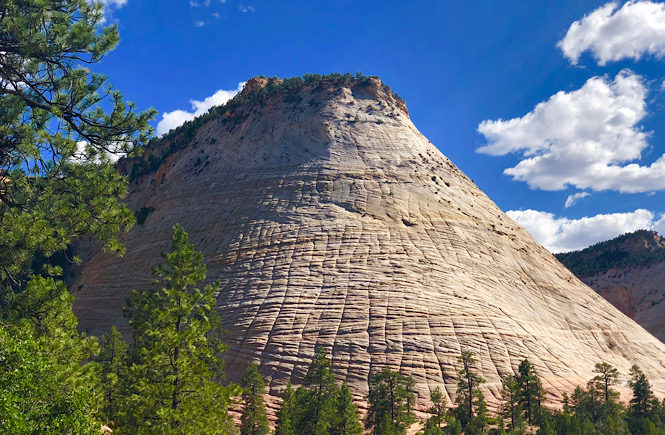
[98,0,665,253]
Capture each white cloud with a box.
[239,3,255,12]
[558,1,665,65]
[100,0,127,6]
[156,82,245,136]
[477,71,665,194]
[507,208,663,253]
[565,192,590,208]
[195,20,205,27]
[189,0,211,6]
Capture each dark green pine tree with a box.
[365,366,416,434]
[293,347,340,435]
[591,362,620,404]
[516,359,543,425]
[330,382,363,435]
[628,365,655,417]
[453,350,486,431]
[275,383,296,435]
[499,374,523,432]
[240,363,270,435]
[423,387,448,435]
[97,326,129,426]
[121,225,239,434]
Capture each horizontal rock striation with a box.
[71,76,665,411]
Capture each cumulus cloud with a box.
[239,3,255,12]
[507,208,665,253]
[564,192,590,208]
[195,20,205,27]
[477,70,665,194]
[156,82,245,136]
[558,1,665,65]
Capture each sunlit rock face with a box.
[71,77,665,411]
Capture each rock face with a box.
[557,230,665,343]
[71,76,665,411]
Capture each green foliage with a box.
[96,326,129,425]
[499,374,524,433]
[516,359,544,425]
[0,276,100,434]
[555,230,665,276]
[331,383,364,435]
[454,351,486,430]
[275,384,296,435]
[628,365,656,418]
[240,363,270,435]
[0,0,155,293]
[365,366,416,434]
[120,225,238,434]
[292,347,339,434]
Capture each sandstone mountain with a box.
[557,230,665,343]
[70,75,665,411]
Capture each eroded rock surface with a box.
[71,77,665,411]
[557,230,665,343]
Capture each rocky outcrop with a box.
[557,230,665,343]
[71,76,665,412]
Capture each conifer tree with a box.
[293,347,340,434]
[121,225,238,434]
[591,362,620,404]
[240,363,270,435]
[331,382,363,435]
[97,326,129,426]
[427,387,448,430]
[499,374,523,432]
[275,383,296,435]
[453,351,485,430]
[516,359,543,425]
[365,366,416,434]
[628,365,655,417]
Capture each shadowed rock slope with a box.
[71,76,665,410]
[557,230,665,343]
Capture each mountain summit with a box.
[71,75,665,410]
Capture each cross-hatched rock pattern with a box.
[71,78,665,411]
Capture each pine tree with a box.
[293,347,340,435]
[240,363,270,435]
[628,365,654,417]
[499,374,523,432]
[591,362,620,404]
[453,351,485,430]
[426,386,448,430]
[516,359,543,425]
[0,0,154,295]
[331,383,363,435]
[121,225,238,434]
[97,326,129,426]
[365,366,416,434]
[275,384,296,435]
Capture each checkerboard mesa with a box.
[73,75,665,414]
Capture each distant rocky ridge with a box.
[71,75,665,413]
[556,230,665,343]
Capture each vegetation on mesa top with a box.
[125,73,406,180]
[556,230,665,277]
